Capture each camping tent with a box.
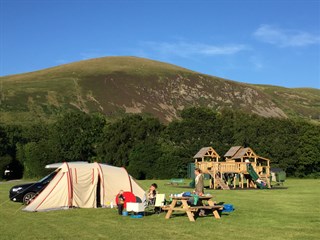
[23,162,145,212]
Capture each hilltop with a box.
[0,56,319,124]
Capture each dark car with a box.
[9,171,58,204]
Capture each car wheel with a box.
[23,192,36,205]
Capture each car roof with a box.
[45,161,89,169]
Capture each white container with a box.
[126,202,145,212]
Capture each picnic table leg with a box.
[181,200,195,222]
[165,199,177,219]
[207,199,221,219]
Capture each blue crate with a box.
[222,204,234,212]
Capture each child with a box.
[117,190,125,215]
[147,183,157,205]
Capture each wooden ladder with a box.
[215,177,230,190]
[208,171,230,190]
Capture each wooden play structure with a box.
[193,146,271,189]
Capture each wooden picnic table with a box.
[164,195,223,222]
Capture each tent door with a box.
[96,176,101,208]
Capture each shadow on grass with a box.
[212,186,288,190]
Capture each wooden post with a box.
[241,174,244,188]
[165,199,177,219]
[267,178,271,188]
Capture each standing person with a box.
[194,168,204,195]
[146,183,158,205]
[117,190,125,215]
[194,168,206,216]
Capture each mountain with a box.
[0,56,319,124]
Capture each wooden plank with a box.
[162,206,171,211]
[182,199,195,221]
[165,199,177,219]
[189,205,223,211]
[164,197,222,221]
[167,208,192,211]
[212,210,221,219]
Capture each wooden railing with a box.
[196,161,269,176]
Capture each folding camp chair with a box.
[144,194,166,215]
[154,194,166,213]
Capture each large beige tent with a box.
[23,162,145,212]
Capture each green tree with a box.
[296,122,320,177]
[50,112,106,162]
[0,125,24,179]
[97,115,163,167]
[127,138,162,179]
[18,140,56,178]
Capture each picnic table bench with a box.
[164,196,223,222]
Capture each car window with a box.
[38,170,59,184]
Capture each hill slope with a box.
[0,56,319,124]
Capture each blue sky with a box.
[1,0,319,88]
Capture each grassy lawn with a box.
[0,179,319,240]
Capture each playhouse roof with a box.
[224,146,258,159]
[193,147,220,159]
[233,147,256,159]
[224,146,242,157]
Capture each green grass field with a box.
[0,179,319,240]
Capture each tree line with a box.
[0,107,319,180]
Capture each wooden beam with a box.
[241,174,244,188]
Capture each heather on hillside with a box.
[1,57,319,125]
